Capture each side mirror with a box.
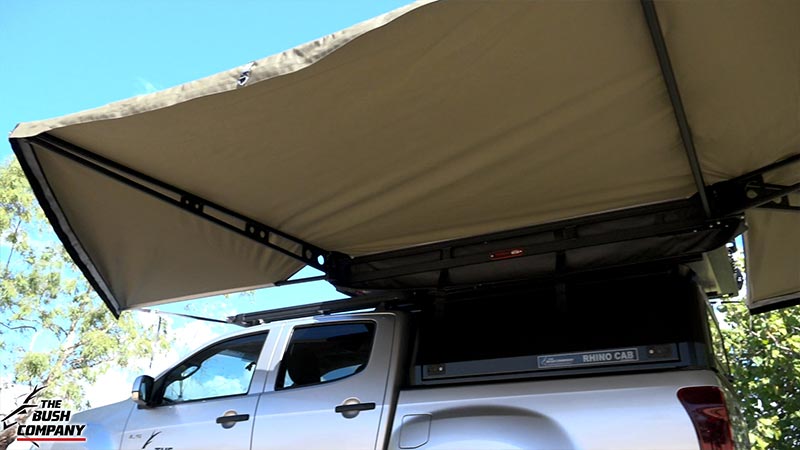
[131,375,154,407]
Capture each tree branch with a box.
[765,330,800,357]
[2,219,22,275]
[0,322,36,332]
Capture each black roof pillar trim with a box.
[641,0,712,218]
[27,133,332,271]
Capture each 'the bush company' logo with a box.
[1,385,87,447]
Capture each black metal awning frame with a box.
[23,133,333,272]
[640,0,800,219]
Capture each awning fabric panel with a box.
[745,206,800,313]
[24,140,303,309]
[18,1,695,254]
[660,0,800,182]
[10,0,800,314]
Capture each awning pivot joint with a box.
[709,153,800,215]
[238,61,255,86]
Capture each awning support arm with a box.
[710,153,800,214]
[757,190,800,212]
[274,275,327,286]
[138,308,236,326]
[641,0,712,218]
[29,133,332,271]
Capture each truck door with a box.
[121,331,272,450]
[252,315,398,450]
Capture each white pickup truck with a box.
[45,267,747,450]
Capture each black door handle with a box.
[335,402,376,414]
[216,413,250,424]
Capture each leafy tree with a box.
[0,158,171,444]
[719,300,800,449]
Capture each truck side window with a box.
[277,322,375,390]
[160,333,267,404]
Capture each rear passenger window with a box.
[277,323,375,390]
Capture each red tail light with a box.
[677,386,735,450]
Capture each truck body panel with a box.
[390,371,720,450]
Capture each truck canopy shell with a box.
[9,0,800,316]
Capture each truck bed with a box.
[389,370,718,450]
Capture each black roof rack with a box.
[228,291,418,327]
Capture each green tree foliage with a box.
[1,158,171,409]
[719,300,800,449]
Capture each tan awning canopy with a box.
[10,0,800,316]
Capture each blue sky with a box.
[1,0,412,406]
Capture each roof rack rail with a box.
[228,291,417,327]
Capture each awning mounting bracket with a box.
[709,153,800,215]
